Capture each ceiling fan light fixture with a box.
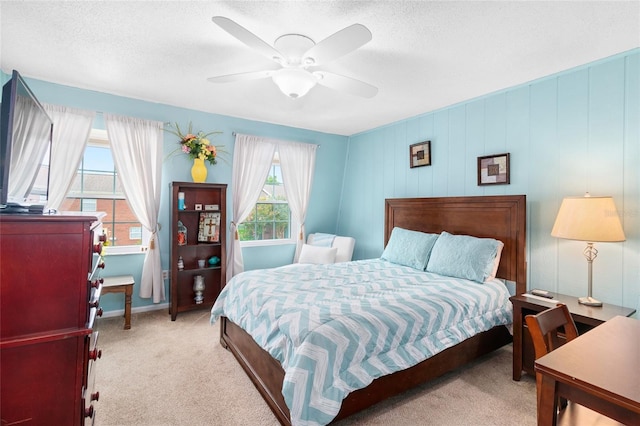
[272,68,317,98]
[209,17,376,99]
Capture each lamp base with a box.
[578,296,603,307]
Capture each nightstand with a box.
[510,292,636,381]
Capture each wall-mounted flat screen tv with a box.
[0,70,53,214]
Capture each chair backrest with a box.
[525,303,579,360]
[306,234,355,263]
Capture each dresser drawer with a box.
[82,330,101,424]
[88,283,103,329]
[1,333,87,425]
[0,221,94,338]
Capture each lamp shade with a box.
[272,69,318,98]
[551,195,626,242]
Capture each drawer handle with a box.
[98,262,105,269]
[84,405,94,418]
[97,308,104,317]
[89,300,100,309]
[91,391,100,402]
[93,243,102,254]
[90,278,103,289]
[89,348,102,360]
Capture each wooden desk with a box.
[510,293,636,380]
[535,316,640,426]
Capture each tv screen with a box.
[0,70,53,214]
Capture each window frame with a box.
[66,129,149,256]
[238,151,298,248]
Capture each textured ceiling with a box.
[1,1,638,136]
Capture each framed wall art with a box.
[477,153,510,186]
[410,141,431,168]
[198,212,220,243]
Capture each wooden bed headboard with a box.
[384,195,526,295]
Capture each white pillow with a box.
[298,244,338,264]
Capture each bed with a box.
[212,195,526,425]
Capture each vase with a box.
[193,275,205,304]
[191,158,207,183]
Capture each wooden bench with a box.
[101,275,134,330]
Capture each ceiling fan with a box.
[207,16,378,99]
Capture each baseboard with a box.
[101,303,169,319]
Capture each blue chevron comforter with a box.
[210,259,513,426]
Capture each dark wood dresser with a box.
[0,214,105,425]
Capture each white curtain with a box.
[279,141,317,262]
[43,103,95,210]
[7,96,54,201]
[105,114,164,302]
[227,134,277,281]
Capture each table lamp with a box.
[551,194,625,307]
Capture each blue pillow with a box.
[426,231,503,283]
[381,227,439,270]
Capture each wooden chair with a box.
[525,303,578,412]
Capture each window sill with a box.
[104,246,148,256]
[240,239,296,248]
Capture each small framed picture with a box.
[410,141,431,168]
[198,212,220,243]
[194,204,203,211]
[204,204,219,211]
[478,153,510,185]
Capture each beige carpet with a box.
[94,309,537,426]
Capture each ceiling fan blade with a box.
[207,70,275,83]
[212,16,283,63]
[303,24,372,66]
[314,71,378,98]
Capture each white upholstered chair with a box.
[303,233,355,263]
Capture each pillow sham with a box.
[381,227,439,270]
[487,243,504,280]
[426,231,504,283]
[298,244,338,264]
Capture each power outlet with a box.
[162,270,169,280]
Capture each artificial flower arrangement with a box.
[165,122,223,165]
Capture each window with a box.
[237,151,296,245]
[58,129,147,254]
[81,198,97,211]
[129,226,142,240]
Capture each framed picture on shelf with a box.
[410,141,431,168]
[477,153,510,185]
[198,212,220,243]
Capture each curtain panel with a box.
[227,134,277,281]
[105,114,164,302]
[279,141,317,262]
[42,103,95,210]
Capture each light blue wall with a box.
[339,49,639,311]
[7,75,348,313]
[4,48,638,314]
